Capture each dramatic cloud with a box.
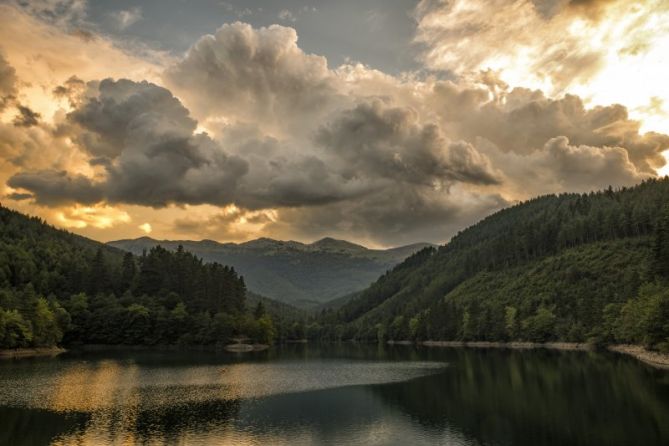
[483,136,650,197]
[13,105,41,127]
[164,22,342,134]
[10,79,248,207]
[414,0,669,134]
[2,9,669,246]
[428,83,669,173]
[541,136,647,189]
[316,99,501,187]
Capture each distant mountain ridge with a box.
[108,236,433,308]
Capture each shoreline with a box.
[607,344,669,370]
[416,340,669,369]
[0,347,66,359]
[3,342,668,369]
[72,343,271,353]
[419,340,592,351]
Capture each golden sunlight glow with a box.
[658,150,669,177]
[418,0,669,134]
[138,223,152,234]
[571,5,669,134]
[55,204,131,229]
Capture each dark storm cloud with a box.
[9,79,249,208]
[69,78,197,159]
[8,170,102,206]
[13,105,40,127]
[316,99,502,188]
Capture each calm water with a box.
[1,344,668,446]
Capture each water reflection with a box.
[0,345,668,445]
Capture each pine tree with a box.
[254,301,265,320]
[652,206,669,278]
[121,252,137,292]
[88,248,110,295]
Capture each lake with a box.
[1,344,668,445]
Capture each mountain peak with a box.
[310,237,367,252]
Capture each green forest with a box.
[312,178,669,353]
[0,206,280,349]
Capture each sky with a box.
[1,0,669,248]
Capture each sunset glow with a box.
[0,0,667,246]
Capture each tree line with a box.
[0,206,277,349]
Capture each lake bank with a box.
[420,340,592,351]
[0,347,66,359]
[4,342,668,370]
[608,345,669,369]
[417,340,669,369]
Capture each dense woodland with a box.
[0,206,280,349]
[312,178,669,353]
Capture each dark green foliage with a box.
[0,205,280,348]
[652,205,669,278]
[313,178,669,351]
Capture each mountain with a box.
[108,236,433,308]
[315,178,669,352]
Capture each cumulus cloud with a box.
[316,99,501,187]
[427,82,669,174]
[164,22,343,134]
[10,79,248,207]
[483,136,650,196]
[541,136,647,189]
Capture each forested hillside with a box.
[0,206,281,349]
[314,178,669,352]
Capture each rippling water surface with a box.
[1,344,668,445]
